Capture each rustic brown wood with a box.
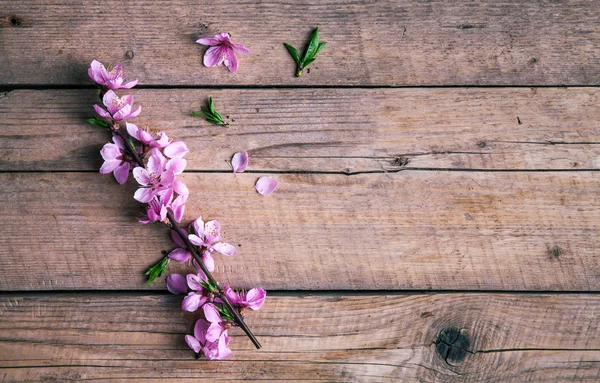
[1,1,599,86]
[1,171,598,291]
[1,293,600,382]
[2,88,600,172]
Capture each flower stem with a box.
[166,211,262,349]
[295,68,303,77]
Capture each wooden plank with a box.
[1,293,600,382]
[1,1,599,86]
[2,88,600,172]
[1,171,599,291]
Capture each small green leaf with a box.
[283,43,301,65]
[145,256,169,286]
[303,27,320,62]
[313,42,327,57]
[302,57,317,68]
[208,97,216,114]
[195,97,228,127]
[87,117,109,129]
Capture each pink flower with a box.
[132,152,175,203]
[255,176,278,196]
[196,32,249,73]
[202,303,230,344]
[138,189,172,224]
[185,318,233,360]
[223,284,266,311]
[182,271,210,312]
[188,217,237,269]
[99,135,136,184]
[231,151,248,173]
[88,60,138,90]
[126,122,172,148]
[94,90,141,122]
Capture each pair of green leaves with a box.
[284,27,327,77]
[193,97,229,128]
[145,256,169,286]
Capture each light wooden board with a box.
[1,1,599,86]
[2,88,600,172]
[1,293,600,382]
[1,171,599,291]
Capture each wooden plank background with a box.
[1,0,599,381]
[1,0,599,86]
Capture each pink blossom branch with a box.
[166,211,262,349]
[110,119,261,349]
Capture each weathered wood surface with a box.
[1,171,598,291]
[2,88,600,172]
[1,293,600,382]
[1,0,599,86]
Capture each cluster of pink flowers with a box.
[89,60,265,360]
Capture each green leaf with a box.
[302,57,317,68]
[87,117,109,129]
[314,42,327,57]
[303,27,320,62]
[192,111,203,117]
[145,257,169,286]
[283,43,301,65]
[208,97,216,114]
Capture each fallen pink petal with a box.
[231,151,248,173]
[255,176,278,196]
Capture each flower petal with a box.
[213,242,237,256]
[204,46,225,67]
[223,47,238,72]
[246,288,267,310]
[203,303,221,324]
[132,167,151,186]
[231,151,248,173]
[185,335,202,353]
[171,229,188,249]
[203,252,215,272]
[223,284,240,305]
[205,323,222,343]
[167,248,191,262]
[216,334,234,359]
[254,176,278,196]
[122,79,138,89]
[188,234,204,247]
[133,187,154,203]
[192,217,205,239]
[196,37,220,46]
[182,292,206,312]
[113,162,130,185]
[166,158,186,175]
[204,220,221,244]
[194,319,210,344]
[93,104,112,119]
[232,43,250,55]
[172,180,189,201]
[166,274,188,294]
[186,273,204,291]
[163,141,189,159]
[100,160,120,174]
[100,143,120,161]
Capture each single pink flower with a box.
[88,60,138,90]
[255,176,278,196]
[196,32,249,73]
[182,271,210,312]
[166,274,188,295]
[223,284,266,311]
[167,230,214,271]
[126,122,172,148]
[132,152,175,203]
[185,319,233,360]
[99,135,137,184]
[94,90,141,122]
[231,151,248,173]
[188,217,237,269]
[138,189,173,224]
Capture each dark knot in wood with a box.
[435,327,470,365]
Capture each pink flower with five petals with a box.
[223,284,266,311]
[88,60,138,90]
[99,135,138,184]
[185,318,233,360]
[94,90,141,122]
[132,152,175,203]
[196,32,249,73]
[126,122,172,148]
[188,217,237,269]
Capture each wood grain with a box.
[1,0,599,86]
[1,171,599,291]
[1,293,600,382]
[2,88,600,172]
